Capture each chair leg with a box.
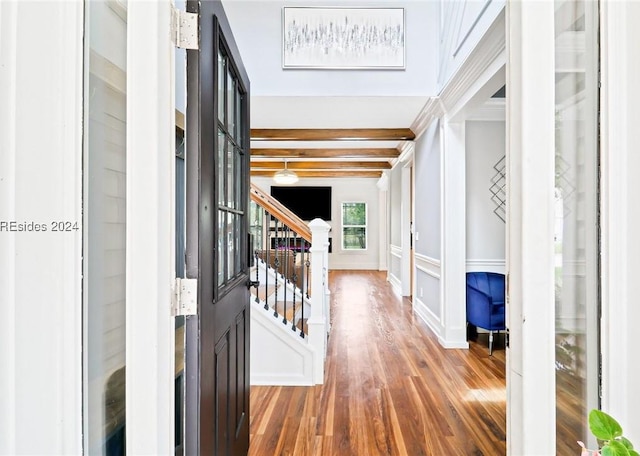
[489,331,494,356]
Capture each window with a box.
[342,202,367,250]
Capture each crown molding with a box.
[441,9,506,118]
[411,8,506,137]
[410,96,444,140]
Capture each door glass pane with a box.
[235,147,243,210]
[236,89,243,147]
[83,1,127,453]
[227,71,236,138]
[554,0,599,452]
[218,210,225,286]
[217,53,225,124]
[227,138,235,209]
[227,212,235,280]
[235,211,242,274]
[218,129,226,207]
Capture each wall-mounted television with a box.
[271,186,332,221]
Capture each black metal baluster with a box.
[282,226,290,325]
[264,209,270,310]
[300,238,308,338]
[300,262,305,339]
[291,231,298,332]
[273,218,279,318]
[305,240,311,299]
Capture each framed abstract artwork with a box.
[282,7,405,69]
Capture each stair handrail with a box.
[250,182,312,242]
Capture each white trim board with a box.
[465,259,505,273]
[0,3,84,453]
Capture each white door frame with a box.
[125,1,176,453]
[599,0,640,441]
[506,1,556,453]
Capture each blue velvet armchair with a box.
[466,272,506,355]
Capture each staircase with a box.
[248,183,331,385]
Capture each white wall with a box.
[413,121,442,323]
[387,165,403,290]
[438,0,505,89]
[0,2,84,453]
[252,177,381,270]
[465,120,505,272]
[389,165,402,248]
[222,0,439,96]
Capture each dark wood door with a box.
[184,1,250,454]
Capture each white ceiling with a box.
[250,96,430,129]
[250,95,429,153]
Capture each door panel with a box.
[185,1,251,454]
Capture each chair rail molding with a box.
[466,259,506,273]
[415,253,441,279]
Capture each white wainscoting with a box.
[388,244,403,296]
[413,253,444,340]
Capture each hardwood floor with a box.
[248,270,507,456]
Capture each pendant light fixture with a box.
[273,159,299,185]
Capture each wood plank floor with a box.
[248,270,507,456]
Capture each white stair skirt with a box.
[249,263,319,386]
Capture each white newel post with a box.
[308,218,331,384]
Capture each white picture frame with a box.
[282,7,405,70]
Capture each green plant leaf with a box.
[619,437,635,450]
[629,450,640,456]
[602,440,631,456]
[590,409,624,441]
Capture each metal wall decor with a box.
[282,7,405,69]
[490,155,506,223]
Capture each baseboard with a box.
[413,297,443,339]
[437,337,469,349]
[388,272,402,297]
[414,297,469,349]
[329,261,379,270]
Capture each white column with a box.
[440,120,468,348]
[126,1,175,453]
[377,173,389,271]
[506,1,556,453]
[0,2,84,453]
[600,0,640,442]
[308,218,331,384]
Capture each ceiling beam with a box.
[250,148,400,158]
[250,170,382,179]
[250,128,415,141]
[250,161,391,170]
